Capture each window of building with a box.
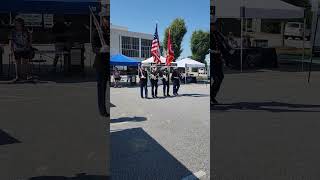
[121,36,139,57]
[141,39,152,58]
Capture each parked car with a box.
[284,22,310,40]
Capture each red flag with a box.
[166,29,174,66]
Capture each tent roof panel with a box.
[0,0,99,14]
[216,0,304,19]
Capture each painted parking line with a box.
[181,170,206,180]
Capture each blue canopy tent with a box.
[110,54,140,67]
[0,0,100,44]
[0,0,99,14]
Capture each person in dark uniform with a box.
[211,27,233,105]
[161,67,170,97]
[171,68,181,96]
[51,18,71,73]
[139,65,148,98]
[92,16,110,117]
[150,66,159,98]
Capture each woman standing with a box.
[9,18,33,81]
[113,67,121,88]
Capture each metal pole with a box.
[185,65,187,84]
[240,17,243,72]
[302,16,306,71]
[308,15,319,83]
[9,12,12,25]
[240,6,245,72]
[89,13,92,66]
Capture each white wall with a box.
[110,26,153,60]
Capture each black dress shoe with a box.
[101,111,110,117]
[211,99,219,105]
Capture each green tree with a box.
[190,30,210,63]
[163,18,187,61]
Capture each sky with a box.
[111,0,210,59]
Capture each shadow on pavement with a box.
[111,128,193,179]
[211,101,320,113]
[111,116,147,124]
[181,93,209,98]
[223,61,320,74]
[29,174,109,180]
[224,69,266,75]
[0,129,21,145]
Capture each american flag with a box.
[151,24,161,64]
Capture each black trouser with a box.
[212,63,224,100]
[162,79,170,96]
[140,80,148,98]
[173,79,180,95]
[151,79,158,97]
[97,70,107,115]
[96,52,109,116]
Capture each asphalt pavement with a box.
[111,84,210,180]
[212,65,320,180]
[0,81,110,180]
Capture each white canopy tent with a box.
[216,0,304,19]
[215,0,305,71]
[176,58,206,68]
[177,58,206,84]
[142,56,167,64]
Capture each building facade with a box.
[110,24,154,61]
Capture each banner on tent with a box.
[16,13,54,28]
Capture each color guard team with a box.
[138,65,182,99]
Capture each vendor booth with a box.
[0,0,102,78]
[176,58,206,84]
[215,0,305,71]
[110,54,140,86]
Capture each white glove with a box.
[100,45,110,53]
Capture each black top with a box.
[160,69,170,81]
[171,70,181,81]
[52,22,67,43]
[151,70,159,79]
[211,31,233,65]
[139,69,148,81]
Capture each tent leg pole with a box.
[302,17,306,71]
[90,13,93,67]
[308,15,319,83]
[9,12,12,26]
[185,66,187,84]
[240,17,243,72]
